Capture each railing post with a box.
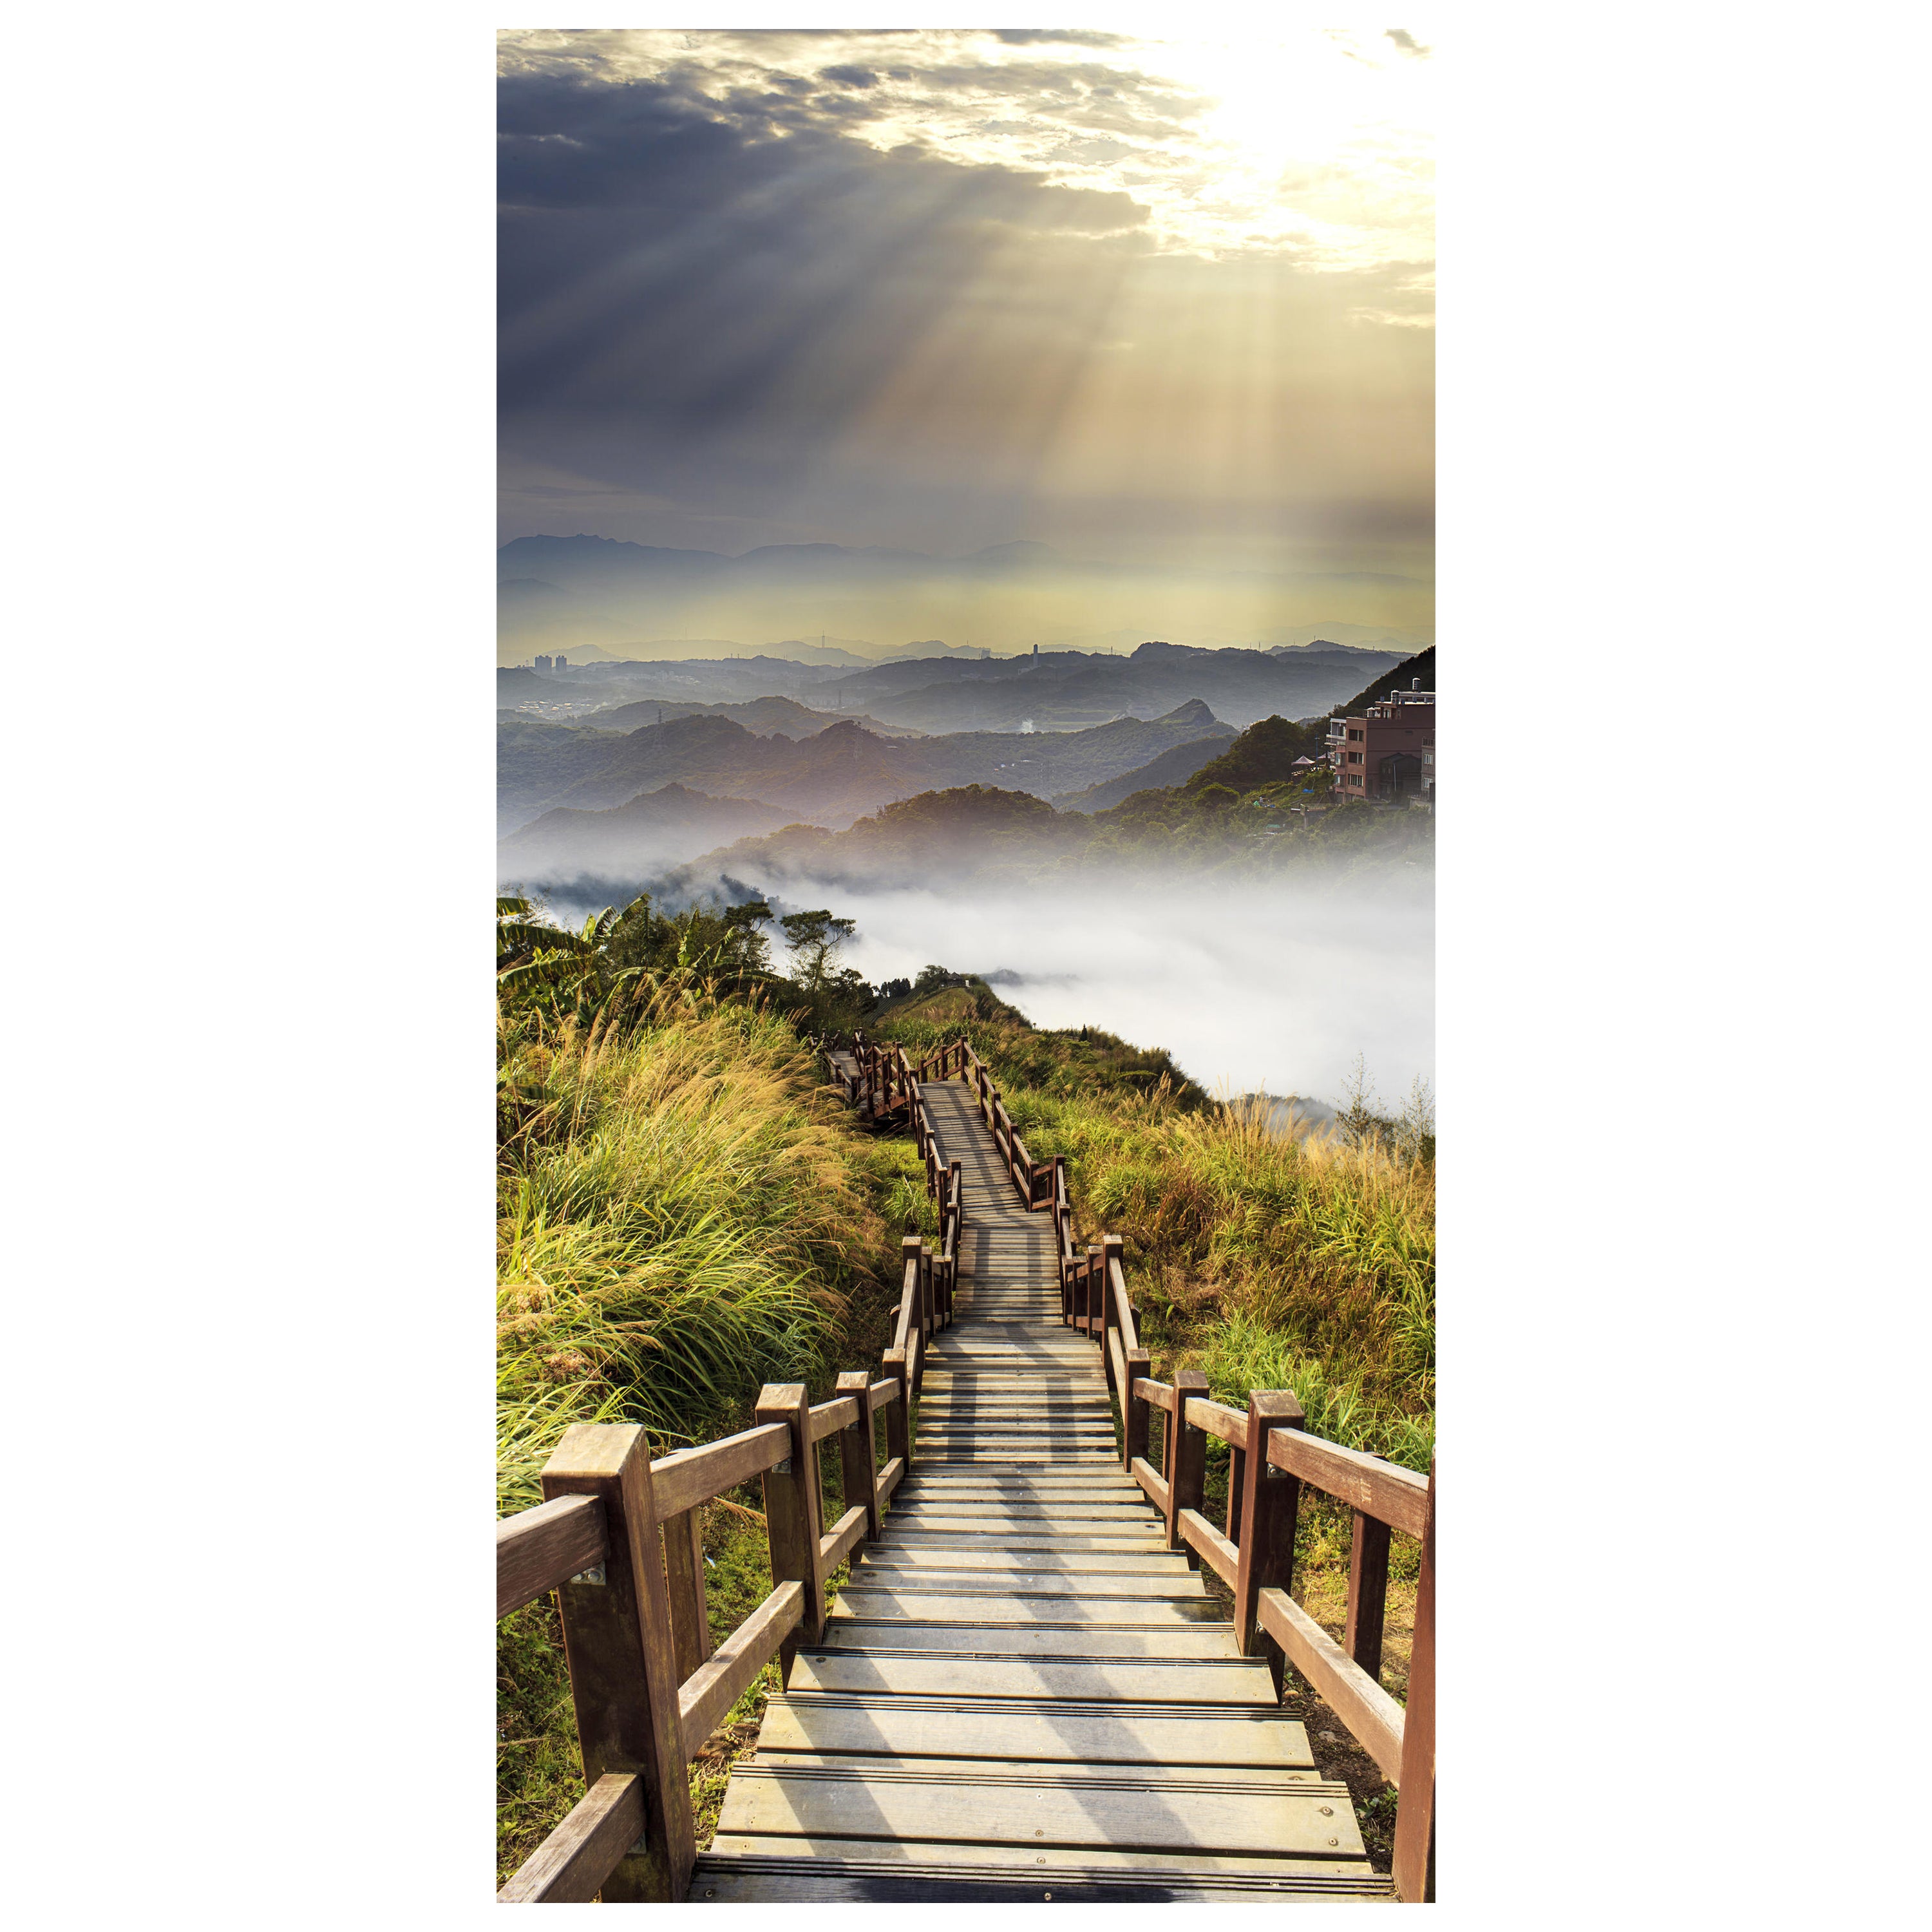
[904,1235,928,1342]
[753,1383,825,1684]
[1233,1391,1307,1687]
[1166,1370,1208,1551]
[836,1368,882,1541]
[1100,1235,1118,1383]
[661,1503,712,1688]
[1345,1511,1392,1681]
[1122,1346,1150,1472]
[882,1347,911,1473]
[539,1424,696,1901]
[1392,1461,1436,1903]
[1086,1244,1103,1349]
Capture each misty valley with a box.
[498,638,1435,1112]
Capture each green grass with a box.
[496,987,915,1884]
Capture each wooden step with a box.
[713,1756,1363,1859]
[788,1654,1279,1701]
[754,1692,1314,1766]
[832,1592,1223,1625]
[811,1623,1240,1660]
[849,1567,1208,1599]
[692,1844,1389,1902]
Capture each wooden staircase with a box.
[690,1078,1392,1901]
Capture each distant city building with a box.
[1325,677,1434,802]
[534,654,553,671]
[554,654,569,668]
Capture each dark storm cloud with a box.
[499,67,1150,446]
[818,64,880,89]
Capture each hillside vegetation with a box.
[497,920,1434,1882]
[496,979,931,1879]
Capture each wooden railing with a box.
[493,1375,907,1902]
[496,1037,968,1902]
[1118,1349,1437,1899]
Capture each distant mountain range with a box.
[806,639,1403,732]
[496,700,1235,842]
[496,533,1434,666]
[569,694,924,741]
[498,783,797,884]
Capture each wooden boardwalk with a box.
[693,1081,1391,1901]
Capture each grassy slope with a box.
[496,986,934,1882]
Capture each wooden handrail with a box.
[676,1579,806,1749]
[1264,1428,1430,1541]
[806,1394,860,1442]
[1177,1506,1239,1589]
[497,1492,608,1618]
[497,1772,645,1904]
[1182,1394,1251,1450]
[867,1377,900,1407]
[649,1421,791,1520]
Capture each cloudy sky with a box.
[498,27,1434,640]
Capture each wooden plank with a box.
[829,1593,1222,1626]
[1130,1457,1170,1511]
[650,1421,790,1521]
[717,1759,1363,1859]
[846,1566,1208,1598]
[1345,1510,1391,1681]
[1255,1589,1405,1786]
[753,1695,1314,1767]
[1131,1377,1174,1407]
[1182,1397,1251,1451]
[868,1378,900,1408]
[677,1579,806,1748]
[1177,1509,1238,1589]
[836,1369,881,1542]
[662,1505,712,1685]
[874,1455,904,1508]
[1166,1370,1208,1551]
[541,1424,697,1900]
[1264,1430,1430,1540]
[1234,1390,1305,1669]
[808,1394,860,1443]
[497,1772,645,1903]
[496,1492,607,1619]
[819,1504,869,1571]
[812,1624,1239,1660]
[757,1383,826,1680]
[875,1532,1171,1551]
[692,1853,1388,1901]
[703,1834,1372,1883]
[1392,1462,1436,1904]
[788,1653,1277,1703]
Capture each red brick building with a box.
[1326,679,1435,801]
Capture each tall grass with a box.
[497,987,893,1511]
[1020,1089,1434,1447]
[497,984,914,1880]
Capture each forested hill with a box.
[1329,646,1434,718]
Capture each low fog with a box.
[834,881,1434,1109]
[538,870,1432,1113]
